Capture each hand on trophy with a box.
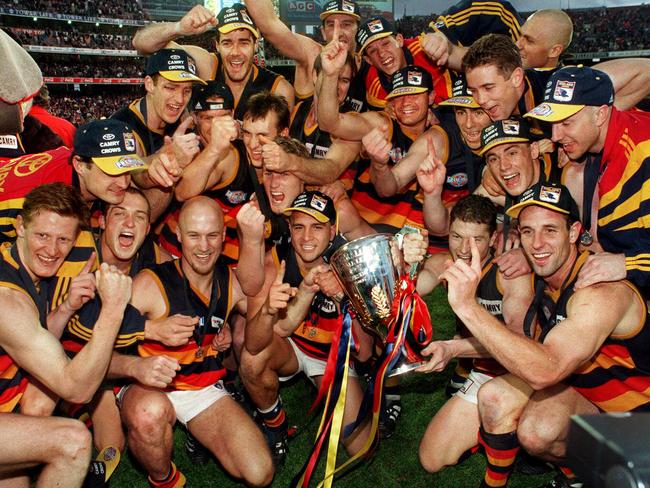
[416,341,455,373]
[402,230,429,267]
[439,237,482,311]
[266,260,297,315]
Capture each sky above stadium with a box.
[394,0,643,18]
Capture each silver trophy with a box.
[329,234,426,376]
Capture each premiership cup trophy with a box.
[329,233,430,377]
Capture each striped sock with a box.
[458,444,480,464]
[258,397,287,432]
[148,462,186,488]
[478,426,520,488]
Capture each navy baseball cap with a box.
[506,181,580,222]
[525,66,614,122]
[479,117,532,156]
[283,191,336,223]
[217,3,259,39]
[356,17,394,55]
[189,81,234,112]
[74,120,146,175]
[386,66,432,100]
[320,0,360,21]
[145,48,206,84]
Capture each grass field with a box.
[110,287,554,487]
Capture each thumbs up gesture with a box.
[171,116,200,168]
[362,124,392,170]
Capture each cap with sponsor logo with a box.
[356,17,394,55]
[479,116,531,156]
[217,3,259,38]
[438,72,480,108]
[189,81,235,112]
[525,66,614,122]
[283,190,337,223]
[320,0,360,21]
[506,181,580,221]
[386,66,432,100]
[73,120,146,175]
[145,48,206,85]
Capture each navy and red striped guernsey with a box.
[137,260,232,391]
[158,140,254,264]
[0,246,43,412]
[525,251,650,412]
[273,241,341,361]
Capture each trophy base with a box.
[386,360,426,378]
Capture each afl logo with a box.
[446,172,468,188]
[103,133,116,141]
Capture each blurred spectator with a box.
[48,88,141,125]
[6,0,148,20]
[8,27,134,50]
[29,85,76,146]
[39,58,143,77]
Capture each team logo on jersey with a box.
[368,19,385,33]
[446,172,468,188]
[123,132,136,152]
[319,299,337,314]
[226,189,247,204]
[407,71,422,85]
[553,80,575,102]
[540,185,561,203]
[502,119,520,135]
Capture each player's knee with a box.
[477,381,521,430]
[517,413,558,456]
[126,397,173,439]
[20,395,56,417]
[242,449,274,487]
[418,439,447,473]
[55,419,92,466]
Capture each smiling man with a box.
[132,4,294,122]
[121,196,274,487]
[525,66,650,297]
[440,181,650,487]
[240,191,372,465]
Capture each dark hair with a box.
[21,183,90,229]
[107,187,151,219]
[33,85,50,108]
[274,136,310,159]
[313,51,357,79]
[449,194,497,234]
[462,34,522,78]
[243,91,290,132]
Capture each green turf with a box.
[110,287,554,487]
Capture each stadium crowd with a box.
[4,0,148,20]
[7,27,134,51]
[1,1,649,488]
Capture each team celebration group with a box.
[0,0,649,486]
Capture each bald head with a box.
[178,196,224,232]
[518,9,573,69]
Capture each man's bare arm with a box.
[594,58,650,111]
[0,265,131,404]
[244,0,322,68]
